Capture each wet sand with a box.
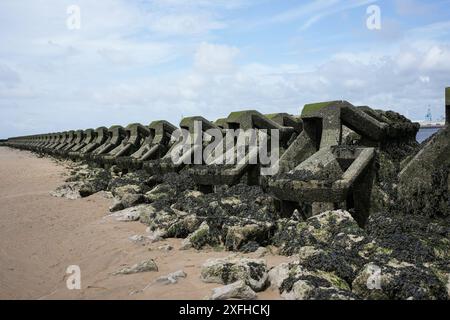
[0,146,289,300]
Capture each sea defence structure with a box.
[187,110,300,193]
[143,116,220,175]
[397,88,450,217]
[4,89,449,225]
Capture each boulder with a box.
[156,270,187,285]
[180,222,220,250]
[78,168,111,197]
[200,256,268,292]
[209,280,257,300]
[166,215,201,238]
[120,193,145,208]
[113,259,158,275]
[50,182,82,200]
[113,184,142,198]
[108,204,154,222]
[352,260,448,300]
[271,262,355,300]
[273,210,365,255]
[145,184,175,202]
[110,199,124,213]
[296,246,359,284]
[225,223,272,251]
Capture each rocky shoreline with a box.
[47,125,450,300]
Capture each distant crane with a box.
[425,107,432,122]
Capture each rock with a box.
[446,274,450,299]
[209,280,257,300]
[78,168,111,197]
[120,193,144,208]
[128,234,156,246]
[282,278,355,300]
[166,215,201,238]
[110,165,121,175]
[274,262,355,300]
[239,241,261,253]
[110,184,145,209]
[200,256,268,292]
[109,198,124,212]
[50,182,82,200]
[109,207,141,222]
[185,190,203,198]
[155,270,187,285]
[180,221,220,250]
[268,263,290,290]
[147,229,166,243]
[145,184,174,202]
[158,244,173,251]
[129,234,146,244]
[366,210,450,264]
[180,237,193,250]
[225,223,272,251]
[113,184,142,198]
[254,247,268,258]
[273,210,365,256]
[113,259,158,275]
[108,204,157,222]
[296,246,358,284]
[141,208,179,234]
[352,260,448,300]
[98,191,114,199]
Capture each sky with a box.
[1,0,450,138]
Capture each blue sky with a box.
[1,0,450,138]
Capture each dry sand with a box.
[0,146,290,300]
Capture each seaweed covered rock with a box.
[181,221,220,250]
[200,256,269,292]
[225,223,273,252]
[352,260,448,300]
[78,168,111,197]
[273,210,366,255]
[60,165,111,198]
[296,246,361,285]
[109,184,145,210]
[365,211,450,264]
[166,214,201,238]
[270,262,355,300]
[50,181,83,199]
[145,182,279,249]
[108,170,153,195]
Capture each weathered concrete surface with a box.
[398,126,450,217]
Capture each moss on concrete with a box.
[301,101,336,116]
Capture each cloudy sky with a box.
[1,0,450,138]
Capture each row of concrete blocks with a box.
[3,111,303,174]
[4,100,427,226]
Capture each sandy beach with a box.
[0,146,289,300]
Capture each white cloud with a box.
[271,0,378,30]
[1,0,449,138]
[194,42,239,73]
[148,13,225,36]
